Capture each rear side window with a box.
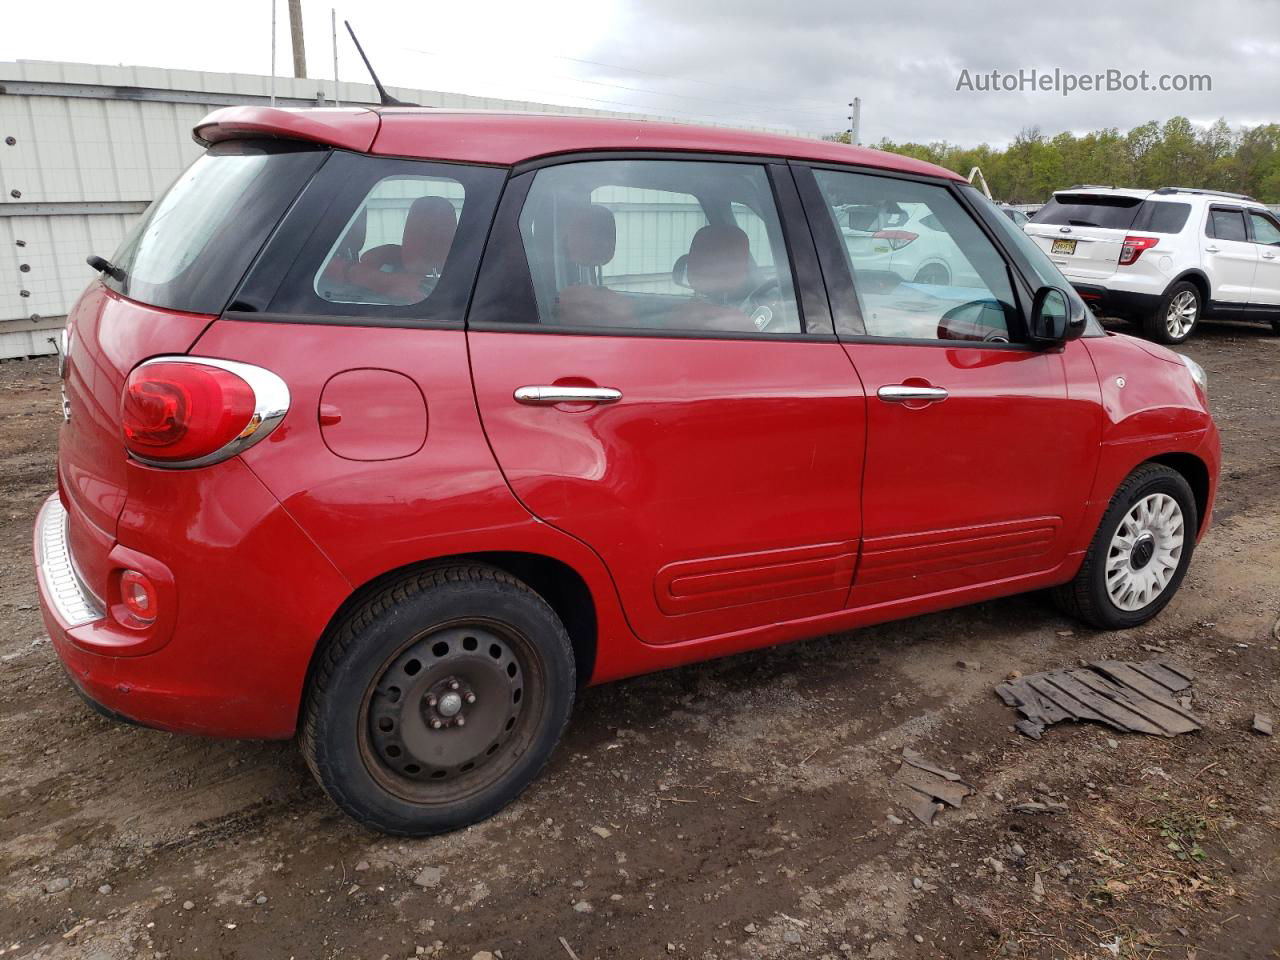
[1207,207,1248,241]
[1134,201,1191,234]
[1031,194,1144,230]
[237,152,504,323]
[511,159,803,335]
[106,141,325,314]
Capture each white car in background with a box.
[1025,186,1280,343]
[838,201,983,287]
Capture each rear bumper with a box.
[1070,283,1161,320]
[34,458,353,739]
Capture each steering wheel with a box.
[739,275,783,332]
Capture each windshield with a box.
[106,140,326,314]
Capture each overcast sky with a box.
[5,0,1278,145]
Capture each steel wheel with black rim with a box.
[1143,280,1201,344]
[302,563,576,835]
[1053,463,1198,629]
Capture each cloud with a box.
[574,0,1280,142]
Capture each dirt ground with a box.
[1,320,1277,960]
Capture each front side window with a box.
[813,170,1017,343]
[517,160,802,335]
[1208,208,1248,242]
[1249,212,1280,246]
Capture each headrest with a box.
[686,224,751,297]
[401,196,457,273]
[563,204,616,267]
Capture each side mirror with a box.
[1029,285,1086,345]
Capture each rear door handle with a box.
[1263,251,1277,259]
[514,385,623,405]
[1205,245,1220,253]
[878,384,949,404]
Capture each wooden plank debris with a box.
[891,749,975,825]
[996,659,1201,740]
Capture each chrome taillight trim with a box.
[35,495,104,628]
[126,356,291,470]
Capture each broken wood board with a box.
[891,749,975,826]
[996,659,1201,740]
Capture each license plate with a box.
[1051,238,1077,255]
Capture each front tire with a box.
[1144,280,1201,344]
[301,563,576,836]
[1054,464,1197,629]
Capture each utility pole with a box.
[847,97,861,146]
[288,0,307,79]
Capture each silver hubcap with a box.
[1105,493,1184,611]
[1166,290,1198,339]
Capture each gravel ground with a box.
[0,319,1277,960]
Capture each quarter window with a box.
[315,175,467,306]
[517,160,803,335]
[812,170,1017,343]
[240,153,503,323]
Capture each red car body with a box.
[36,108,1219,741]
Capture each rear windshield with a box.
[1031,194,1145,230]
[105,141,326,314]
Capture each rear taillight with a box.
[121,357,290,468]
[1118,235,1158,266]
[873,229,918,251]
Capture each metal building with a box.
[0,59,805,359]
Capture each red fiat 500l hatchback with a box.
[36,107,1219,835]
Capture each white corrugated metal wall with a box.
[0,59,809,358]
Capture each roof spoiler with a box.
[192,106,380,151]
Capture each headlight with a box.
[1179,354,1207,394]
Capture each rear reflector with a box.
[121,357,290,468]
[118,569,158,626]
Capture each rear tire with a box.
[301,563,576,836]
[1053,464,1197,630]
[1143,280,1201,344]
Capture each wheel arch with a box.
[300,551,599,729]
[1168,269,1210,305]
[1146,452,1211,536]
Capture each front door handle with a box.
[1263,251,1277,260]
[514,385,623,405]
[878,384,949,404]
[1205,245,1220,253]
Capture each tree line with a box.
[829,118,1280,205]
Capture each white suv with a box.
[1025,186,1280,343]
